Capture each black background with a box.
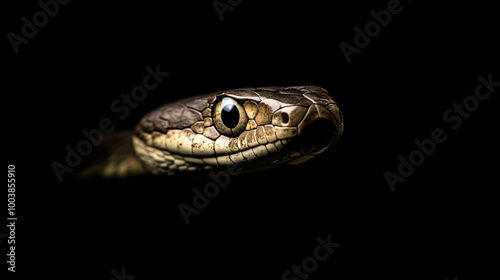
[3,0,498,279]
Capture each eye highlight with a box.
[213,97,249,136]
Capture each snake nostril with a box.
[281,112,289,124]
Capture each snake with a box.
[80,86,344,178]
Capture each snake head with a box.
[134,86,343,175]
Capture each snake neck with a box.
[78,130,147,178]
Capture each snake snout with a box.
[295,103,342,153]
[282,103,342,164]
[298,118,338,155]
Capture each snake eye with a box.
[213,97,249,136]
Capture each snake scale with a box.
[81,86,344,178]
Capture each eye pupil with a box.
[221,104,240,129]
[213,96,248,136]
